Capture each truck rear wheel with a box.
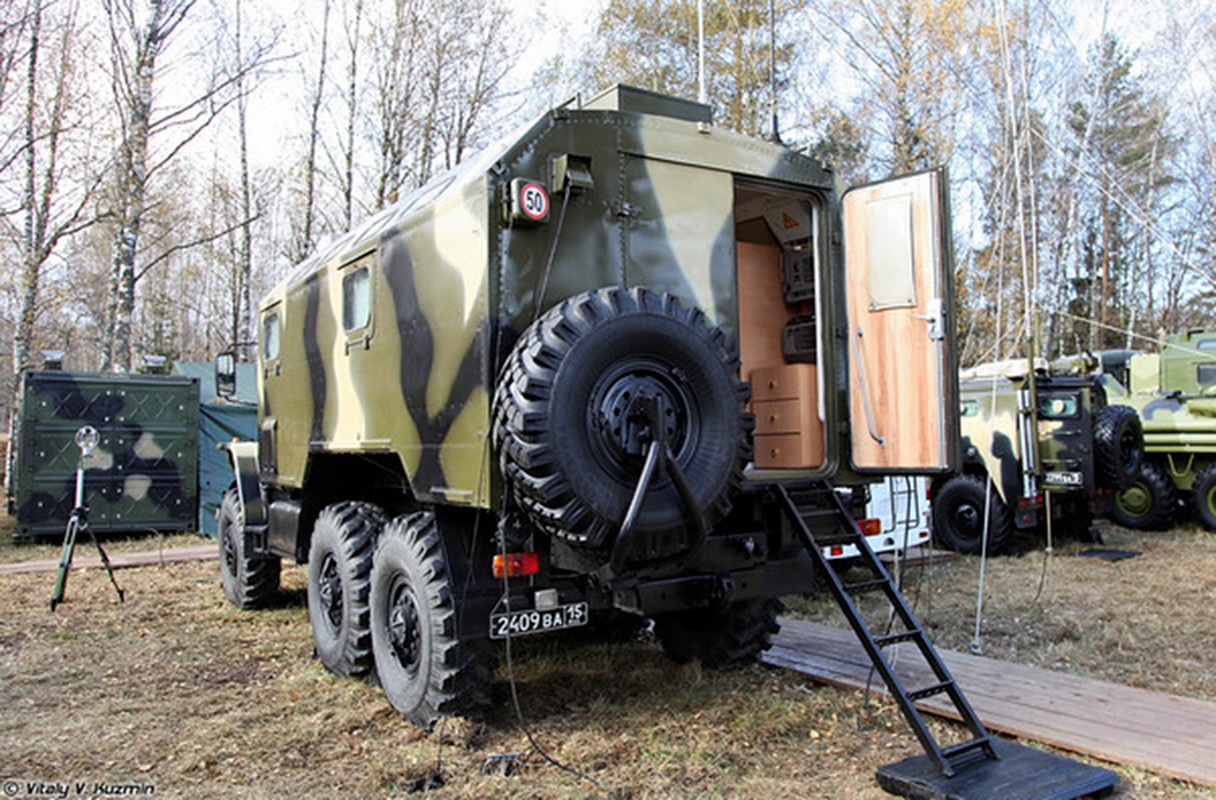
[931,475,1012,554]
[307,501,386,678]
[1191,464,1216,531]
[1094,405,1143,490]
[494,287,750,557]
[218,487,280,609]
[1113,461,1177,531]
[654,597,783,670]
[370,512,497,729]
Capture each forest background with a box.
[2,0,1213,426]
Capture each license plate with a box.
[490,602,589,639]
[1043,471,1083,487]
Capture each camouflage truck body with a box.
[1101,329,1216,529]
[929,370,1142,552]
[219,85,960,728]
[7,371,199,538]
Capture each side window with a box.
[1197,363,1216,386]
[342,266,370,332]
[262,311,281,361]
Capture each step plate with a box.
[876,739,1118,800]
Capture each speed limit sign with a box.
[509,177,550,225]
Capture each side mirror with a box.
[216,351,236,399]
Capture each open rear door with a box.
[844,168,957,472]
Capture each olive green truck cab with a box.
[930,366,1142,553]
[217,86,960,728]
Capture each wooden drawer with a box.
[754,432,824,469]
[754,398,804,435]
[750,363,816,402]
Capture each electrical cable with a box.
[532,183,573,323]
[495,183,602,789]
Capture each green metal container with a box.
[7,371,200,538]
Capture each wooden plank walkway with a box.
[763,619,1216,787]
[0,545,217,575]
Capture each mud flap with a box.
[876,738,1118,800]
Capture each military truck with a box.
[930,366,1142,553]
[215,85,963,730]
[1100,329,1216,530]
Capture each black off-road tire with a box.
[218,487,280,610]
[307,501,386,678]
[370,512,498,730]
[1191,464,1216,531]
[931,475,1013,554]
[1094,405,1144,490]
[493,287,750,556]
[654,597,783,670]
[1112,461,1178,531]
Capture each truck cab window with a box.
[343,267,370,332]
[262,312,280,361]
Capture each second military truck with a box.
[217,85,960,729]
[931,364,1143,553]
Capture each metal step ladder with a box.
[778,482,998,777]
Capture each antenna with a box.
[768,0,780,142]
[697,0,706,105]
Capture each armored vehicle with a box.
[930,368,1142,553]
[216,85,966,730]
[6,370,199,539]
[1101,329,1216,530]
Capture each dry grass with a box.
[1,511,1214,799]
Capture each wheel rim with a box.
[387,577,422,674]
[1205,484,1216,515]
[949,500,983,543]
[317,554,344,632]
[588,357,699,478]
[222,523,239,576]
[1117,484,1152,519]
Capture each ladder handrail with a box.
[778,482,996,777]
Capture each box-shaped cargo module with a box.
[8,371,199,538]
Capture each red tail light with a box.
[493,552,540,578]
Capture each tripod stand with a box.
[50,425,125,611]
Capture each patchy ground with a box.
[1,515,1214,799]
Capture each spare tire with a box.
[493,287,751,556]
[1094,405,1143,490]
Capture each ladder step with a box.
[843,578,889,595]
[807,533,859,549]
[942,736,995,765]
[908,680,954,701]
[874,629,921,647]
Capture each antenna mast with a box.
[697,0,706,104]
[768,0,780,142]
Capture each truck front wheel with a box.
[1113,461,1177,531]
[307,501,385,678]
[931,475,1012,554]
[218,487,280,610]
[370,512,497,729]
[1191,464,1216,531]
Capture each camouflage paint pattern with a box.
[1103,329,1216,491]
[8,371,199,537]
[259,86,857,509]
[958,375,1103,512]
